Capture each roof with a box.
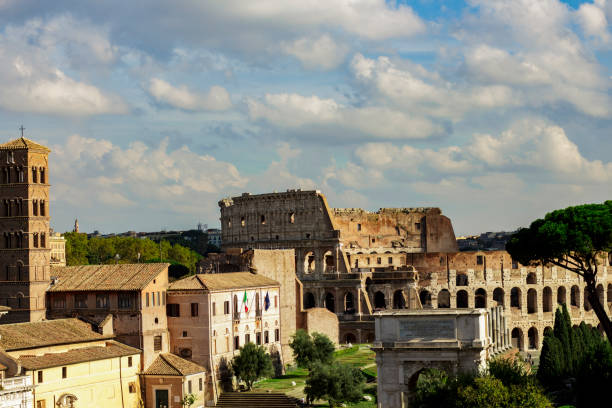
[143,353,205,376]
[169,272,279,291]
[0,137,50,152]
[0,318,109,351]
[49,263,169,292]
[0,305,10,312]
[18,341,140,370]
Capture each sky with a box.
[0,0,611,236]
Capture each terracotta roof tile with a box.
[49,263,169,292]
[169,272,279,291]
[0,318,109,351]
[18,341,140,370]
[0,137,50,152]
[143,353,205,376]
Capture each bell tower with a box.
[0,136,51,323]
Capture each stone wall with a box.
[302,307,339,345]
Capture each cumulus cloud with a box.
[148,78,232,111]
[281,34,349,70]
[0,15,128,115]
[247,93,442,139]
[576,0,611,44]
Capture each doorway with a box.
[155,389,169,408]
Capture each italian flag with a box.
[243,291,248,313]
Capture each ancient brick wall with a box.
[302,307,339,344]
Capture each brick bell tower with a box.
[0,134,51,323]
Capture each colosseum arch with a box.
[419,290,432,308]
[608,284,612,312]
[324,292,335,313]
[323,250,334,273]
[304,292,315,309]
[557,286,567,304]
[304,251,316,274]
[493,288,504,307]
[437,289,450,308]
[544,326,553,337]
[456,273,468,286]
[527,327,538,350]
[474,288,487,308]
[344,333,356,344]
[526,272,537,285]
[571,285,580,307]
[393,290,406,309]
[344,292,355,313]
[527,289,538,314]
[596,284,604,304]
[543,287,552,313]
[510,287,522,309]
[511,328,524,350]
[456,290,468,308]
[374,291,386,309]
[583,287,591,311]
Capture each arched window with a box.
[510,287,521,309]
[323,251,334,273]
[324,293,335,313]
[596,284,604,304]
[456,273,468,286]
[393,290,405,309]
[511,328,523,350]
[304,252,315,274]
[475,288,487,308]
[240,217,245,227]
[40,233,46,248]
[344,292,355,313]
[374,291,386,309]
[32,167,37,183]
[419,290,432,307]
[571,285,580,307]
[304,292,315,309]
[528,327,538,350]
[527,289,537,314]
[260,215,266,225]
[33,199,38,216]
[289,212,295,224]
[543,287,552,312]
[233,294,238,315]
[40,168,45,183]
[255,293,260,315]
[40,200,45,216]
[493,288,504,307]
[526,272,537,284]
[437,289,450,308]
[584,287,591,311]
[457,290,468,308]
[557,286,567,304]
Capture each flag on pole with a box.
[264,292,270,311]
[243,290,249,313]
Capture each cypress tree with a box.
[570,325,584,374]
[553,304,572,374]
[538,334,564,386]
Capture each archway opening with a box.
[419,290,432,308]
[584,287,591,311]
[528,327,538,350]
[325,293,335,313]
[374,291,386,309]
[456,273,468,286]
[493,288,504,307]
[344,333,356,344]
[543,287,552,312]
[557,286,567,304]
[344,292,355,314]
[304,292,315,309]
[475,288,487,308]
[324,250,334,273]
[526,272,537,284]
[510,287,521,309]
[393,290,405,309]
[304,252,315,274]
[596,284,604,304]
[457,290,468,308]
[571,285,579,307]
[437,289,450,308]
[511,328,523,350]
[527,289,537,314]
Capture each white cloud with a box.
[247,92,442,139]
[281,34,348,70]
[576,0,611,44]
[148,78,232,111]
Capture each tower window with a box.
[39,168,45,183]
[40,201,45,216]
[33,233,38,248]
[32,167,37,183]
[33,200,38,216]
[241,217,245,227]
[260,215,266,224]
[40,233,46,248]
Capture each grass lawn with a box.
[252,344,377,407]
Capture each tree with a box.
[231,342,273,390]
[506,201,612,344]
[289,330,335,368]
[64,232,89,265]
[304,362,365,408]
[312,332,336,365]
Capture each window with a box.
[96,294,109,309]
[146,293,150,307]
[274,296,278,308]
[261,215,266,224]
[151,292,156,306]
[289,212,295,223]
[128,383,136,393]
[74,293,87,309]
[366,258,370,265]
[275,329,280,342]
[157,292,160,306]
[188,380,192,394]
[40,233,45,248]
[306,233,310,239]
[40,168,45,183]
[40,200,45,216]
[162,291,166,305]
[415,222,421,230]
[377,257,382,265]
[191,303,199,317]
[153,335,162,352]
[36,401,46,408]
[128,357,133,367]
[167,304,180,317]
[199,378,203,391]
[264,331,269,344]
[33,233,38,248]
[224,301,230,314]
[212,302,216,316]
[477,255,484,265]
[33,199,38,216]
[234,336,240,350]
[357,223,361,231]
[9,152,13,164]
[118,293,133,309]
[53,296,66,309]
[388,257,393,264]
[32,167,37,183]
[37,371,43,383]
[62,367,67,379]
[256,332,261,345]
[241,217,245,227]
[182,331,188,337]
[512,259,519,269]
[245,333,251,344]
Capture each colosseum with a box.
[219,190,612,353]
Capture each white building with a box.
[0,374,33,408]
[206,229,222,249]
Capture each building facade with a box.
[219,190,611,350]
[0,137,51,323]
[46,263,171,369]
[167,272,281,403]
[49,232,66,267]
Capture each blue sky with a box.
[0,0,610,235]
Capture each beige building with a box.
[141,353,206,408]
[0,318,141,408]
[46,263,171,369]
[167,272,282,403]
[219,190,611,350]
[49,232,65,267]
[0,137,51,324]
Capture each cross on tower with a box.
[19,125,25,138]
